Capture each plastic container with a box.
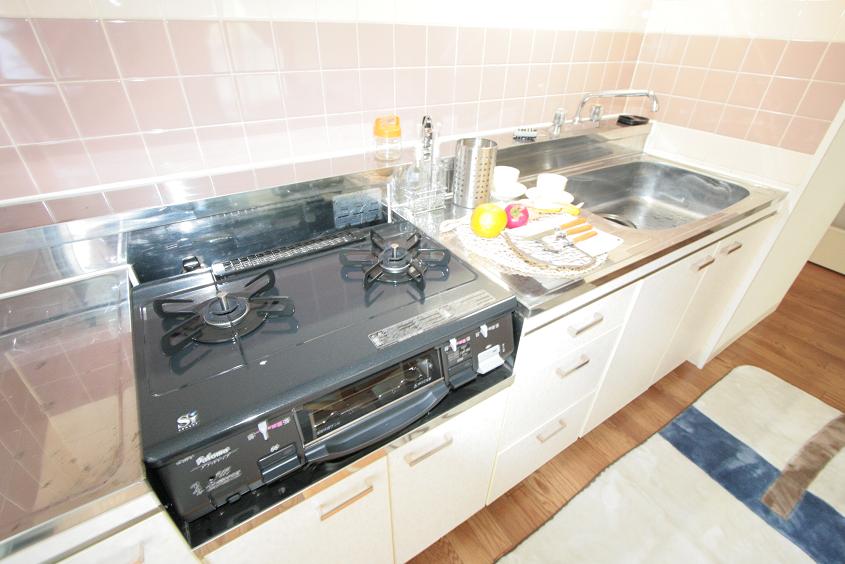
[373,115,402,162]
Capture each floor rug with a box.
[500,365,845,563]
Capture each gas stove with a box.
[129,209,517,546]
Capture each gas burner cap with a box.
[202,294,250,327]
[379,243,412,275]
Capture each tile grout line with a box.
[224,16,262,189]
[99,19,164,206]
[777,41,833,150]
[27,17,109,216]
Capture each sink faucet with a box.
[573,89,660,124]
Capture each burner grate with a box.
[339,230,451,290]
[152,270,295,356]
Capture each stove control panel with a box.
[156,409,302,522]
[443,314,514,389]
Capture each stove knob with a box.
[449,338,457,352]
[257,420,269,440]
[480,324,489,338]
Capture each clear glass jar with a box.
[373,115,402,162]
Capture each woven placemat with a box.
[451,219,608,279]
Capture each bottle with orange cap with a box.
[373,115,402,162]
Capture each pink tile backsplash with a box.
[61,81,137,137]
[35,19,117,80]
[428,27,457,67]
[281,72,324,117]
[275,21,321,70]
[741,39,786,74]
[244,120,290,163]
[183,75,241,126]
[105,20,177,78]
[104,185,161,212]
[46,193,109,222]
[0,84,76,143]
[168,20,230,75]
[18,141,98,192]
[0,18,51,83]
[125,78,192,130]
[157,176,214,203]
[0,147,37,198]
[84,134,153,183]
[235,74,285,120]
[224,21,276,72]
[323,70,362,114]
[317,23,358,69]
[196,124,250,167]
[143,129,203,174]
[776,41,827,79]
[0,18,842,228]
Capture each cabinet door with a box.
[582,247,712,434]
[205,458,393,564]
[688,216,777,366]
[388,391,507,563]
[657,216,777,375]
[60,512,197,564]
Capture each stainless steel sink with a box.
[565,161,751,230]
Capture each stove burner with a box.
[202,294,249,327]
[153,270,295,356]
[339,230,451,290]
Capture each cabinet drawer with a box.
[205,458,392,564]
[502,326,620,448]
[488,393,593,503]
[518,283,636,359]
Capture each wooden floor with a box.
[412,262,845,564]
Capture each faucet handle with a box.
[590,104,603,123]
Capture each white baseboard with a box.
[810,225,845,274]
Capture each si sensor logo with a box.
[177,410,199,432]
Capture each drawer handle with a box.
[319,483,374,521]
[536,419,568,443]
[405,435,453,467]
[568,313,604,337]
[724,241,743,255]
[694,257,716,271]
[556,355,591,378]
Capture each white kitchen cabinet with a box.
[685,216,777,367]
[388,390,507,563]
[488,392,593,502]
[204,458,393,564]
[59,512,197,564]
[657,216,777,375]
[582,245,714,434]
[500,326,623,448]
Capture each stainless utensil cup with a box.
[451,138,497,208]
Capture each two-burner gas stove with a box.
[129,200,517,546]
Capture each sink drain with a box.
[599,213,637,229]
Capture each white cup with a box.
[493,166,520,189]
[536,173,568,198]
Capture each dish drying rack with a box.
[391,116,449,214]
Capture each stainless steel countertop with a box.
[402,152,785,319]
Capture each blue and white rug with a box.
[501,366,845,563]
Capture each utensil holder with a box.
[451,138,497,208]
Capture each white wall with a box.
[0,0,654,30]
[645,0,845,41]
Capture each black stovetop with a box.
[131,219,516,465]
